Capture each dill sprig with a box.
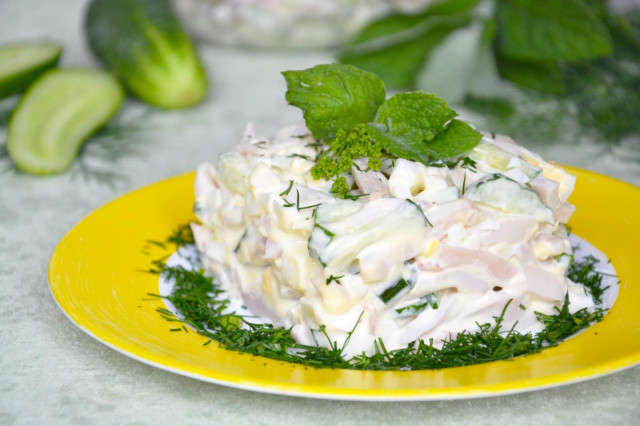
[567,254,610,304]
[165,223,195,248]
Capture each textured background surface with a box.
[1,1,639,424]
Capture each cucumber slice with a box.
[379,278,410,303]
[309,198,429,271]
[469,141,541,180]
[394,292,439,316]
[7,68,125,175]
[464,174,555,224]
[0,41,62,99]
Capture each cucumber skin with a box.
[7,68,125,175]
[0,42,62,99]
[85,0,208,109]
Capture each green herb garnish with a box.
[279,179,294,196]
[326,275,344,286]
[339,0,613,97]
[567,254,610,305]
[146,225,610,370]
[310,124,383,198]
[395,293,439,315]
[151,241,608,370]
[283,64,482,199]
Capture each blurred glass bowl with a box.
[172,0,433,49]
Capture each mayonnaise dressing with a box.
[192,121,594,357]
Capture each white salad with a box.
[190,120,595,358]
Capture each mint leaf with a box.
[346,0,478,45]
[426,0,480,15]
[339,14,471,89]
[370,92,480,162]
[496,0,612,62]
[425,119,482,159]
[374,92,456,141]
[283,64,482,169]
[345,12,432,45]
[496,56,566,94]
[282,64,385,140]
[364,123,431,164]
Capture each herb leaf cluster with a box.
[340,0,613,96]
[283,64,482,196]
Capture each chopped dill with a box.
[567,254,610,304]
[281,197,295,208]
[166,223,195,248]
[461,172,467,196]
[326,275,344,286]
[233,230,247,254]
[459,156,477,172]
[287,153,313,161]
[295,189,321,211]
[147,225,610,371]
[279,180,294,197]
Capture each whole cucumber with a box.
[85,0,208,109]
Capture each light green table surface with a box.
[2,1,639,425]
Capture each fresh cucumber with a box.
[85,0,207,109]
[0,41,62,99]
[379,278,410,304]
[464,174,554,224]
[7,69,124,175]
[394,292,439,316]
[469,140,541,181]
[309,198,429,271]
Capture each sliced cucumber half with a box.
[469,141,541,181]
[7,68,125,175]
[0,41,62,99]
[464,174,555,224]
[309,198,429,271]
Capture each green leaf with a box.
[496,56,566,94]
[465,96,516,120]
[364,123,431,164]
[346,13,432,45]
[339,14,472,89]
[282,64,386,140]
[346,0,478,45]
[370,92,479,163]
[425,119,482,159]
[495,0,613,62]
[427,0,480,15]
[375,92,456,141]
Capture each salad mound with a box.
[190,119,593,357]
[184,65,595,359]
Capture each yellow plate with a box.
[49,167,640,400]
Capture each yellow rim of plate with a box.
[48,166,640,400]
